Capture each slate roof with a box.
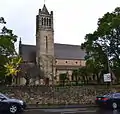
[54,43,85,60]
[20,44,36,62]
[19,43,86,62]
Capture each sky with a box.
[0,0,120,50]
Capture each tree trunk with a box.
[25,74,30,86]
[75,76,78,85]
[85,76,88,84]
[96,74,99,84]
[82,76,86,84]
[63,80,65,86]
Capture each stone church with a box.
[18,4,86,85]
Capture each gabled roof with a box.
[20,44,36,62]
[19,43,86,62]
[54,43,85,60]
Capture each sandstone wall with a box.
[0,85,119,105]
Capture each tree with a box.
[78,66,90,84]
[72,67,90,85]
[4,57,22,85]
[4,57,22,76]
[72,69,79,85]
[81,7,120,83]
[85,59,104,84]
[19,62,41,85]
[0,17,20,85]
[59,73,67,86]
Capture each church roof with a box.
[54,43,85,60]
[19,43,86,62]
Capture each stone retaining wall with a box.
[0,85,119,105]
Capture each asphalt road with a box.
[22,108,120,114]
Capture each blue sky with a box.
[0,0,120,50]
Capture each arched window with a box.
[71,75,74,81]
[47,18,49,26]
[44,18,46,26]
[45,36,48,53]
[49,19,51,26]
[42,18,44,26]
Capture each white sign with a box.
[104,73,111,82]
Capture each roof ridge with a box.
[21,43,81,47]
[55,43,81,47]
[21,44,36,47]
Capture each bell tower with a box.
[36,4,54,84]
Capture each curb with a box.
[26,104,98,109]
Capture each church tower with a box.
[36,4,54,84]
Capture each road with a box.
[22,108,120,114]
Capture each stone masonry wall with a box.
[0,85,119,105]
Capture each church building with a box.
[19,4,86,85]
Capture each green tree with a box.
[0,17,20,85]
[78,66,90,84]
[82,7,120,83]
[4,57,21,76]
[85,59,104,84]
[72,69,79,85]
[72,67,91,85]
[59,73,67,86]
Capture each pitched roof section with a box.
[54,43,85,60]
[41,4,49,14]
[20,43,86,62]
[20,44,36,62]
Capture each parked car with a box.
[0,93,26,113]
[95,92,120,109]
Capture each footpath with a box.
[26,104,98,109]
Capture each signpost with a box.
[104,73,111,82]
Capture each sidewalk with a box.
[26,104,98,109]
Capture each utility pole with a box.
[106,50,111,73]
[106,46,112,86]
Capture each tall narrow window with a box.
[42,18,44,26]
[44,18,46,26]
[49,19,51,26]
[46,36,48,53]
[47,18,49,26]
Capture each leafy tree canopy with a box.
[0,17,21,84]
[81,7,120,82]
